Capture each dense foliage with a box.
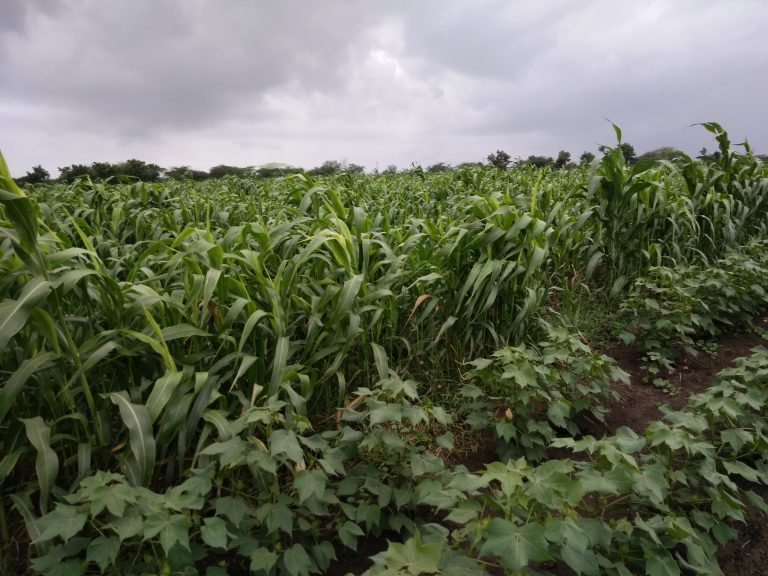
[1,124,768,574]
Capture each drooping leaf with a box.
[160,323,209,341]
[283,543,314,576]
[645,551,681,576]
[86,536,120,571]
[10,493,45,551]
[143,512,190,555]
[0,351,57,424]
[22,417,59,514]
[370,342,389,381]
[338,521,365,551]
[105,392,155,486]
[269,336,290,395]
[293,469,327,503]
[270,429,303,464]
[0,278,52,350]
[0,149,39,254]
[250,548,279,572]
[35,505,88,543]
[146,371,185,422]
[214,496,248,524]
[368,534,443,575]
[200,517,228,550]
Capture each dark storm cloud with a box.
[0,0,64,33]
[1,0,766,174]
[1,0,380,135]
[0,1,26,33]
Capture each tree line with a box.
[14,158,373,185]
[15,160,306,185]
[15,144,765,185]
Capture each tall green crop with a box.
[1,123,767,574]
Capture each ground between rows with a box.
[330,326,768,575]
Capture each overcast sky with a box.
[1,0,766,176]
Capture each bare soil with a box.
[597,330,766,437]
[590,329,768,576]
[327,534,391,576]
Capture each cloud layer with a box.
[1,0,767,174]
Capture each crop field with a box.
[3,124,768,575]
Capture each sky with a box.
[1,0,767,176]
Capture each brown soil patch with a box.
[595,330,766,437]
[326,535,391,576]
[445,427,498,471]
[592,328,768,576]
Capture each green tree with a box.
[636,147,684,163]
[426,162,451,173]
[524,155,554,168]
[579,151,596,166]
[456,162,484,170]
[207,165,251,179]
[697,147,721,163]
[254,164,301,179]
[165,166,192,179]
[487,150,511,169]
[17,165,50,185]
[58,164,93,183]
[166,166,209,181]
[90,162,117,181]
[554,150,571,169]
[383,164,398,174]
[117,159,163,182]
[346,163,365,174]
[599,143,636,164]
[308,160,342,176]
